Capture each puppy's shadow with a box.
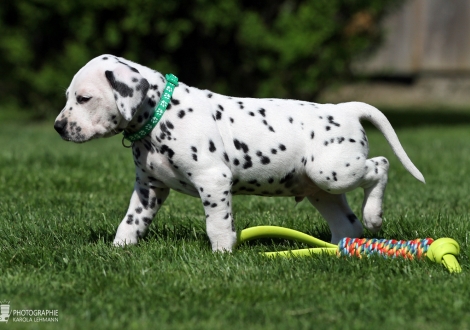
[86,222,335,251]
[145,222,210,243]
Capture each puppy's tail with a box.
[348,102,425,183]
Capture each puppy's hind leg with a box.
[308,191,363,244]
[359,156,389,233]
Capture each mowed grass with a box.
[0,117,469,330]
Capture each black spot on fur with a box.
[347,214,357,223]
[256,151,270,165]
[233,139,249,153]
[178,110,185,118]
[142,139,152,152]
[148,98,156,107]
[243,155,253,169]
[139,188,149,199]
[209,140,216,152]
[105,71,134,97]
[327,116,341,127]
[280,170,295,186]
[160,145,175,158]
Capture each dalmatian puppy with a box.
[54,55,425,251]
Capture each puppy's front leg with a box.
[113,183,170,246]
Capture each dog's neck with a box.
[122,98,156,134]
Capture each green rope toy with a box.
[237,226,462,273]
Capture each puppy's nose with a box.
[54,118,68,135]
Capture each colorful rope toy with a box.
[237,226,462,273]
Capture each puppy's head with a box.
[54,55,149,142]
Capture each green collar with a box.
[122,73,179,145]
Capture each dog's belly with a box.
[143,150,320,198]
[232,171,320,197]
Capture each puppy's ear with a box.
[105,65,150,121]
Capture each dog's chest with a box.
[132,139,200,196]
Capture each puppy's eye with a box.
[77,96,92,104]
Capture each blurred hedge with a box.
[0,0,402,119]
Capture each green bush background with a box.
[0,0,401,119]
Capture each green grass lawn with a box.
[0,116,469,329]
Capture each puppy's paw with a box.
[113,236,138,247]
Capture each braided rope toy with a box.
[237,226,462,273]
